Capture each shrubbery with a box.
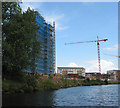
[25,75,37,89]
[3,74,120,95]
[3,73,38,94]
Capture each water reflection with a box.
[3,84,119,107]
[3,91,56,106]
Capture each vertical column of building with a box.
[35,12,46,74]
[44,22,48,74]
[53,22,55,73]
[44,23,51,74]
[50,25,53,73]
[47,24,51,74]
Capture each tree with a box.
[2,2,41,80]
[22,7,41,73]
[2,2,22,78]
[104,79,108,85]
[86,78,90,82]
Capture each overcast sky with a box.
[21,2,119,73]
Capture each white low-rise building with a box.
[57,67,85,77]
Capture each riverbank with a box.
[108,80,120,84]
[3,74,120,94]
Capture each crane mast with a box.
[65,36,108,79]
[97,36,101,78]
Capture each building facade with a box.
[85,72,100,80]
[27,11,55,74]
[57,67,85,77]
[107,70,120,81]
[101,74,110,80]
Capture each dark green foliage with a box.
[36,79,59,91]
[2,2,22,22]
[2,2,22,79]
[43,80,57,90]
[49,76,53,79]
[24,86,33,93]
[2,2,41,80]
[86,78,90,82]
[81,79,107,86]
[108,81,120,84]
[25,74,37,88]
[96,79,101,82]
[62,77,64,81]
[4,77,120,95]
[2,79,23,94]
[73,78,77,84]
[3,74,37,94]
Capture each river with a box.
[3,84,119,107]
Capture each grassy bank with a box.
[3,74,38,94]
[3,74,116,94]
[108,81,120,84]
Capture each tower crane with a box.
[103,53,120,58]
[65,36,108,79]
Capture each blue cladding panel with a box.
[26,12,55,74]
[35,12,54,74]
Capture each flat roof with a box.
[57,67,85,69]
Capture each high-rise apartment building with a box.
[28,11,55,74]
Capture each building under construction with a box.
[27,11,55,74]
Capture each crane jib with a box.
[65,39,108,45]
[65,36,108,79]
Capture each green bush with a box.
[86,78,90,82]
[36,79,59,91]
[73,79,77,84]
[22,83,33,93]
[22,83,28,91]
[25,75,37,89]
[3,79,23,94]
[44,79,58,90]
[108,81,120,84]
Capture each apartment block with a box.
[27,11,55,74]
[107,70,120,81]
